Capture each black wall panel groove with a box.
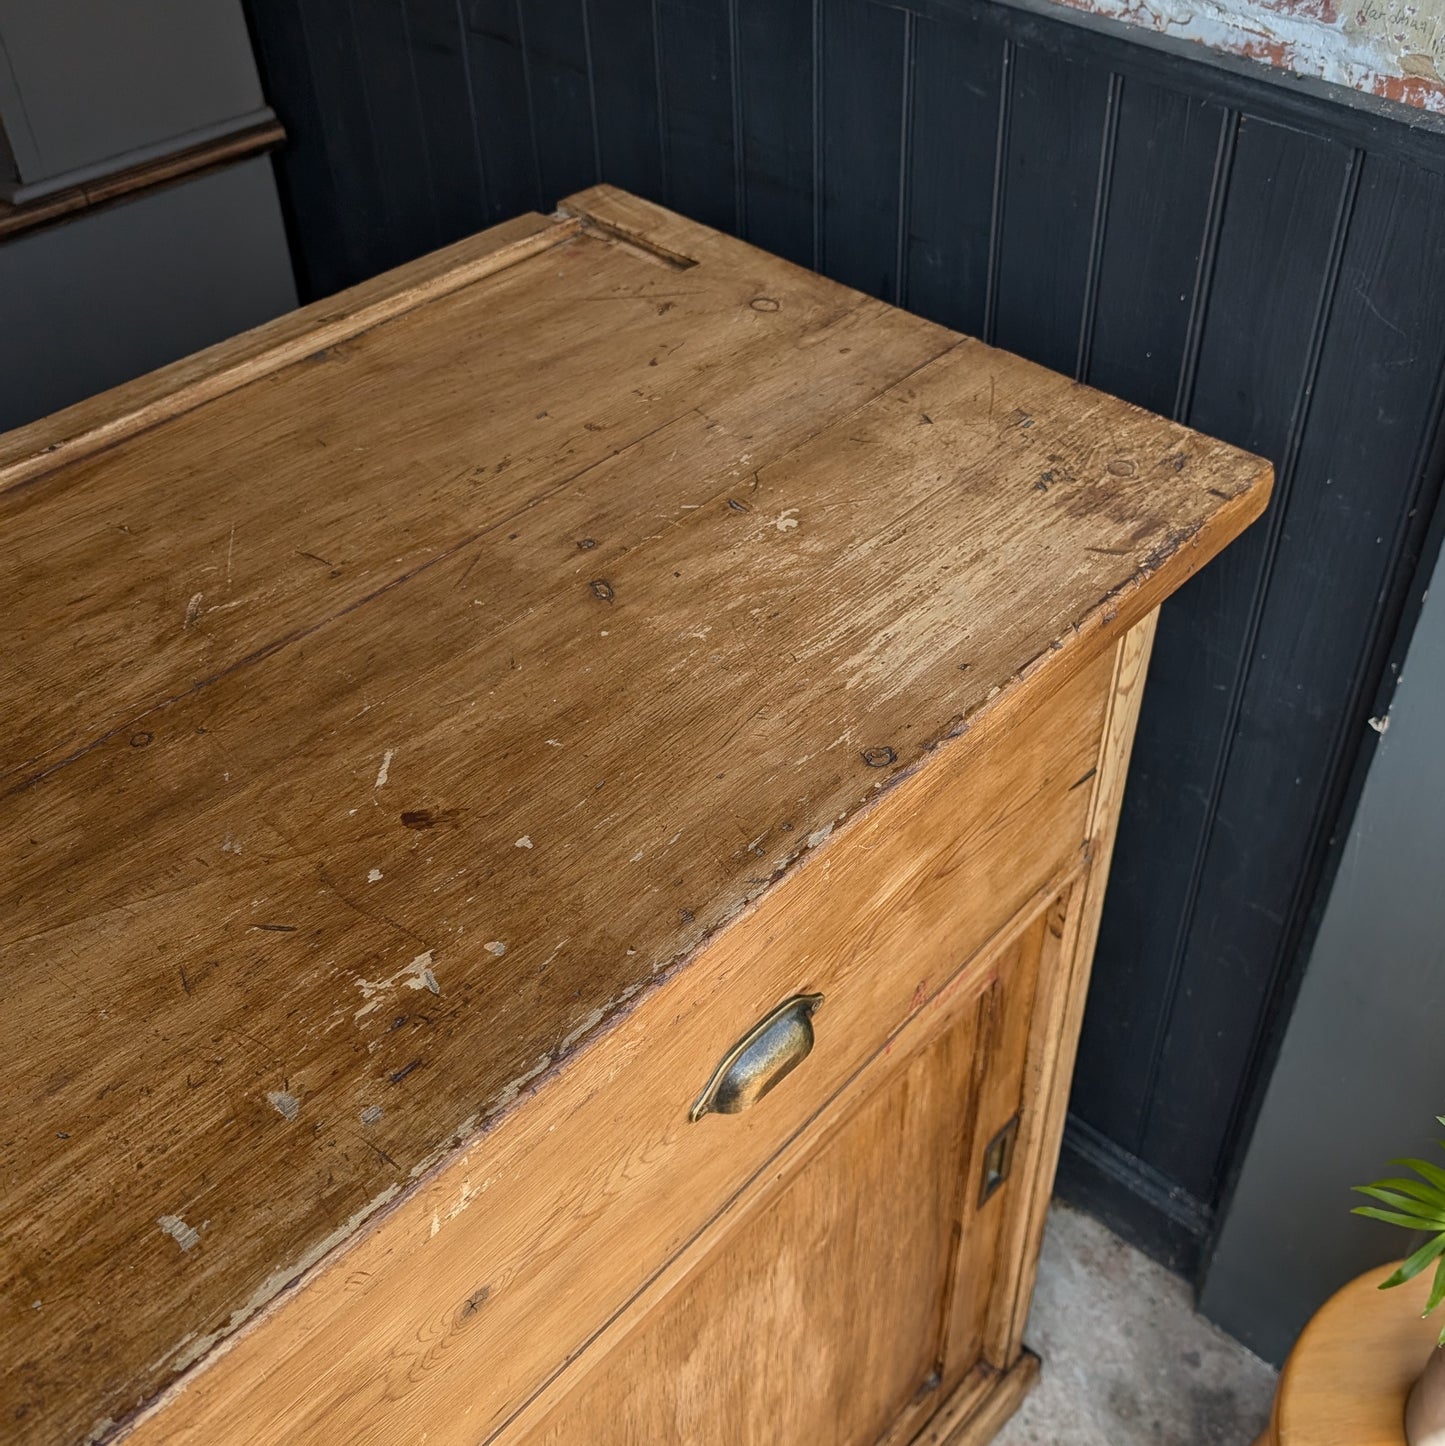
[245,0,1445,1284]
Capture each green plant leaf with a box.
[1395,1158,1445,1195]
[1381,1232,1445,1289]
[1354,1206,1445,1231]
[1367,1178,1445,1210]
[1352,1187,1445,1225]
[1425,1255,1445,1317]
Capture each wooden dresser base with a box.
[910,1354,1042,1446]
[0,185,1270,1446]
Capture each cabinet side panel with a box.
[986,610,1159,1363]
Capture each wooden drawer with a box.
[135,641,1116,1445]
[513,901,1063,1446]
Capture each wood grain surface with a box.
[0,186,1270,1443]
[1260,1261,1434,1445]
[526,951,999,1446]
[117,613,1113,1446]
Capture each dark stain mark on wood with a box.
[1139,524,1200,575]
[296,549,335,568]
[129,732,153,748]
[726,498,751,512]
[364,1139,399,1169]
[589,579,615,602]
[179,967,191,995]
[389,1059,423,1085]
[400,808,460,830]
[1069,766,1099,791]
[862,746,898,768]
[679,908,695,924]
[459,1285,491,1320]
[749,296,780,312]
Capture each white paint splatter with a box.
[1369,714,1391,734]
[367,867,383,883]
[221,834,242,855]
[515,835,533,849]
[404,951,440,994]
[359,1105,383,1126]
[266,1090,301,1121]
[774,508,800,532]
[479,1054,553,1121]
[560,1007,604,1053]
[374,749,395,788]
[484,940,507,956]
[807,823,833,849]
[184,592,204,629]
[152,1184,402,1379]
[354,949,440,1018]
[158,1215,200,1252]
[440,1177,487,1225]
[545,738,563,747]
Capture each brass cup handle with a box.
[689,993,823,1122]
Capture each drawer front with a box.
[129,646,1115,1446]
[515,905,1060,1446]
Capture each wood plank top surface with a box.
[0,186,1271,1443]
[1269,1262,1431,1443]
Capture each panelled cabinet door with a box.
[520,902,1062,1446]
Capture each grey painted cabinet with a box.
[0,0,272,201]
[0,158,295,431]
[0,0,294,431]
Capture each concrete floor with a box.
[996,1205,1278,1446]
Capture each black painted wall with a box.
[246,0,1445,1284]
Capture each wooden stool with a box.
[1257,1262,1438,1445]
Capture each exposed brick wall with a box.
[1053,0,1445,111]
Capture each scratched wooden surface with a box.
[0,185,1270,1444]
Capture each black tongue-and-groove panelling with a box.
[244,0,1445,1281]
